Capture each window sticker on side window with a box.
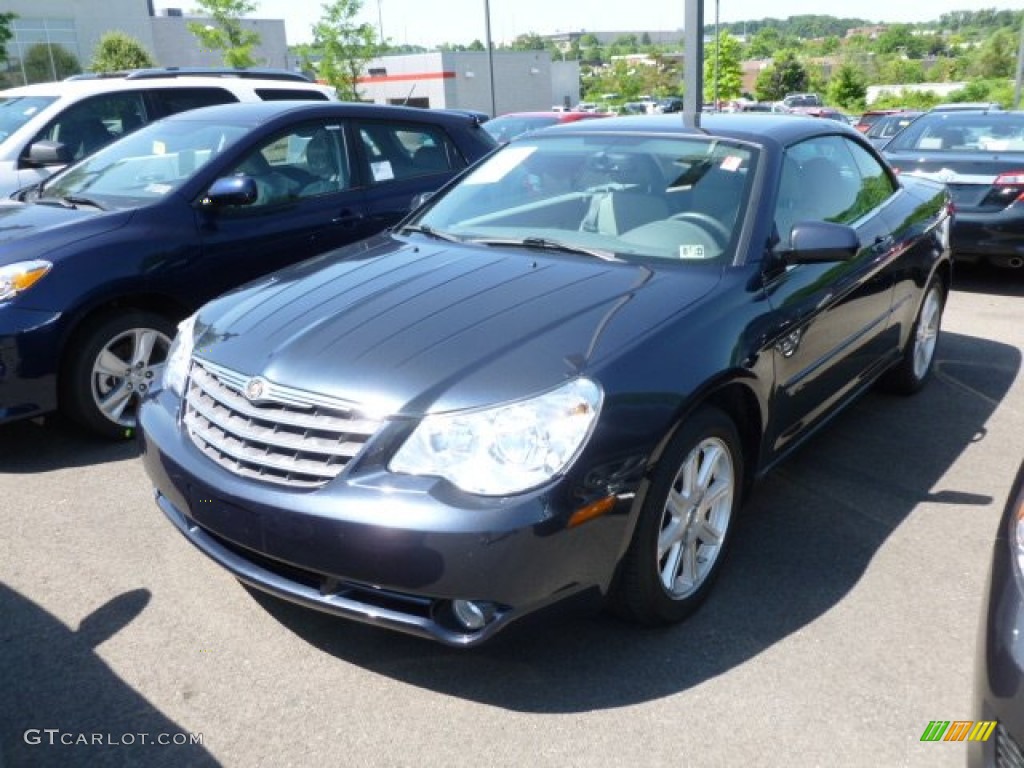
[371,160,394,181]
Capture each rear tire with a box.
[62,311,176,439]
[608,406,744,625]
[880,276,944,395]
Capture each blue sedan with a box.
[0,100,496,437]
[139,113,952,646]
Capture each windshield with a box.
[413,133,758,263]
[38,117,253,209]
[0,96,58,144]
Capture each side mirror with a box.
[25,140,73,168]
[199,176,259,209]
[784,221,860,264]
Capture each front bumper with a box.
[0,305,63,425]
[969,525,1024,766]
[138,389,632,646]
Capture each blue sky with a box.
[155,1,1022,47]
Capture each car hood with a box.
[0,200,128,263]
[195,235,722,416]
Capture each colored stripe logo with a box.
[920,720,997,742]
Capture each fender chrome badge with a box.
[244,376,267,401]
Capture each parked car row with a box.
[1,83,1018,688]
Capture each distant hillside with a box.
[705,8,1021,38]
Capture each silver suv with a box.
[0,68,336,195]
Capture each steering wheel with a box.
[669,212,731,246]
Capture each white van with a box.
[0,68,336,196]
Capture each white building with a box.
[355,51,581,117]
[1,0,290,85]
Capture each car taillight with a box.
[994,171,1024,203]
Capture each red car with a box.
[853,108,905,133]
[483,110,610,143]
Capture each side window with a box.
[30,92,147,162]
[223,121,351,209]
[254,88,329,102]
[357,121,459,184]
[835,139,897,220]
[774,136,860,245]
[149,87,238,118]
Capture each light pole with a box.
[485,0,497,117]
[377,0,384,46]
[714,0,720,110]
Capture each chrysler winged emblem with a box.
[244,376,267,401]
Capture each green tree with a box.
[90,31,155,72]
[746,27,782,60]
[187,0,261,68]
[510,32,545,51]
[0,12,15,62]
[967,27,1016,78]
[703,31,743,103]
[24,43,81,83]
[754,50,808,102]
[313,0,380,101]
[878,57,925,84]
[826,62,866,110]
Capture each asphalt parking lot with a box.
[1,263,1022,768]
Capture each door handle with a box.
[331,210,364,226]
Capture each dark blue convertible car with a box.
[139,113,952,646]
[0,100,495,437]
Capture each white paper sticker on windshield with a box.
[371,161,394,181]
[720,155,743,172]
[145,183,173,195]
[466,145,538,184]
[678,244,707,259]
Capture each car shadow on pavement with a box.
[246,328,1021,713]
[0,586,220,768]
[0,414,139,474]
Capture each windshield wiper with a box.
[473,236,619,262]
[61,195,106,211]
[397,224,462,242]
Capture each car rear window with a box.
[887,114,1024,152]
[255,89,330,101]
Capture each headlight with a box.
[390,378,602,496]
[0,260,51,302]
[163,314,197,396]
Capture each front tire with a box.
[62,310,176,439]
[880,276,944,395]
[608,406,744,625]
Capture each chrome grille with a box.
[997,723,1024,768]
[184,359,382,488]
